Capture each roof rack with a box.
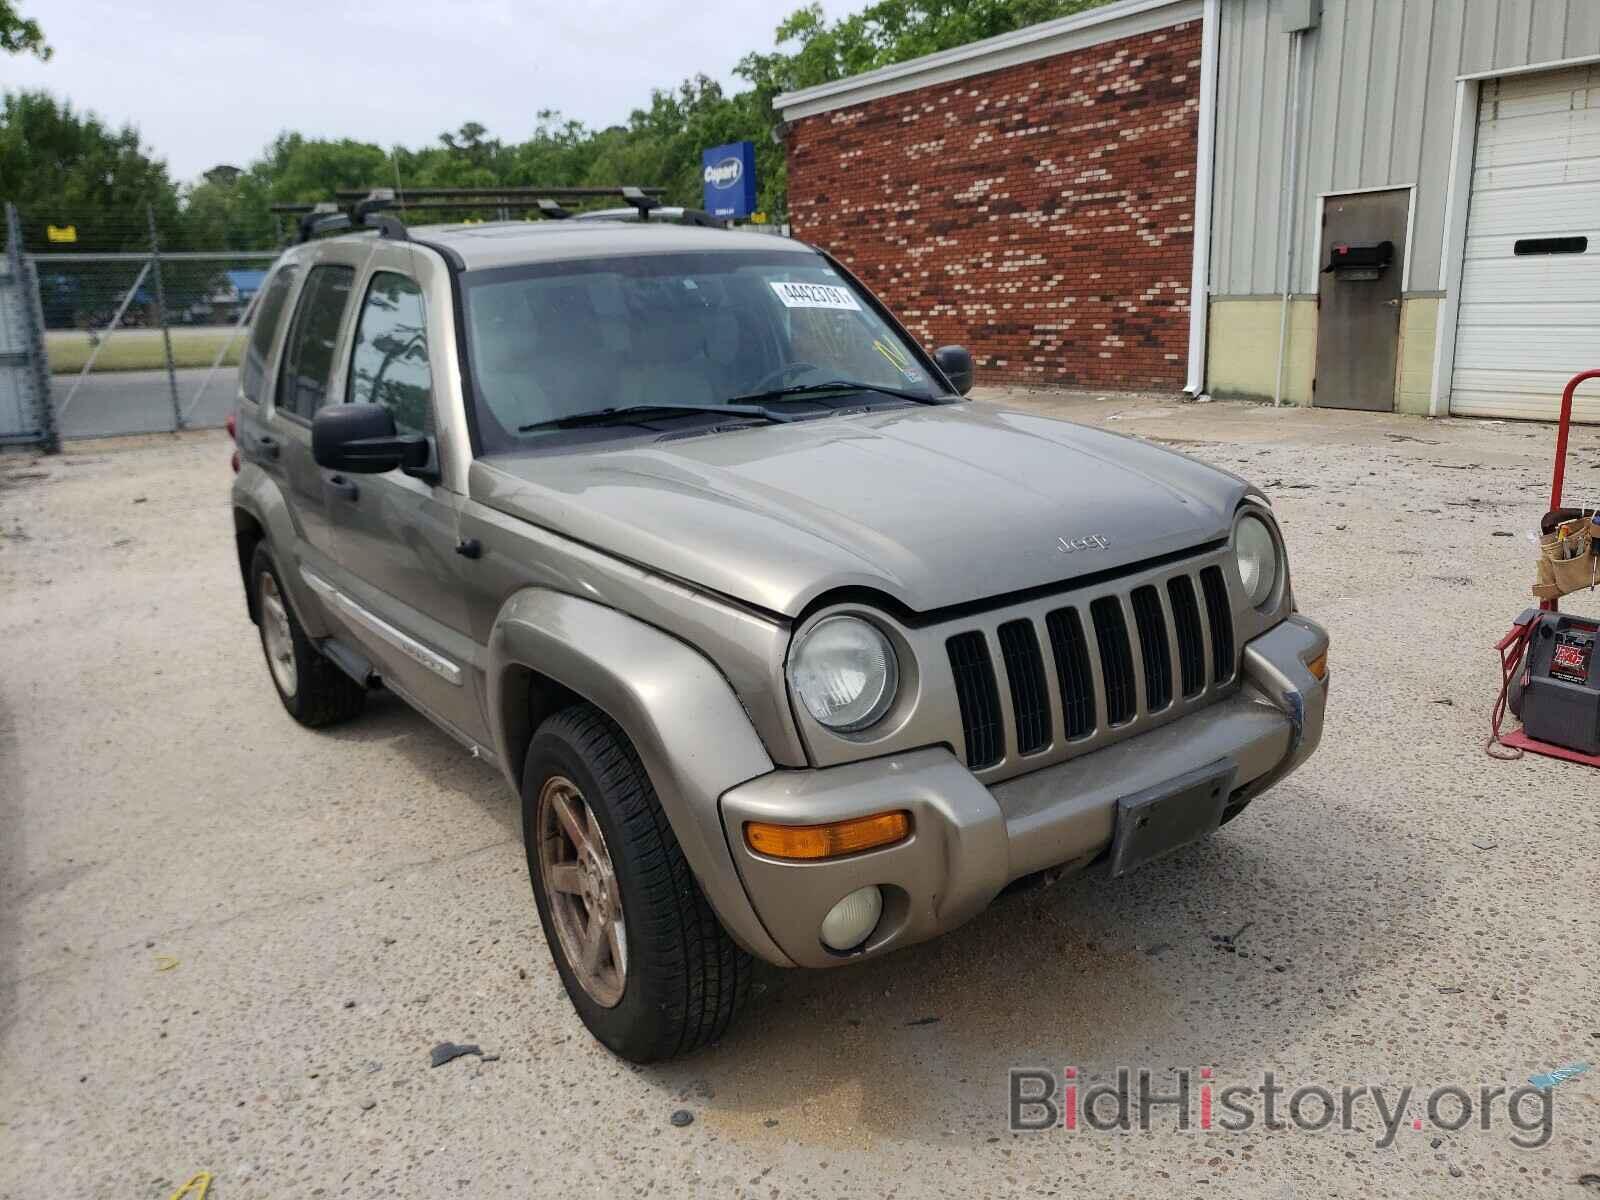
[620,186,660,221]
[274,185,739,242]
[281,189,412,244]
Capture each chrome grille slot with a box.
[1090,596,1137,727]
[1200,565,1236,683]
[1167,574,1207,697]
[1130,585,1173,712]
[997,619,1051,754]
[947,631,1003,769]
[1046,606,1096,739]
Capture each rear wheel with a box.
[523,703,749,1062]
[251,544,366,727]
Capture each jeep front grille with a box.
[1090,596,1138,726]
[998,619,1051,755]
[947,630,1003,769]
[1045,606,1096,740]
[943,556,1239,775]
[1200,565,1236,684]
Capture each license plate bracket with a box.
[1108,760,1237,878]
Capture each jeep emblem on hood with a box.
[1058,534,1110,554]
[703,157,743,189]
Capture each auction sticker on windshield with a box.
[770,281,862,311]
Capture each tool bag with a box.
[1534,509,1599,600]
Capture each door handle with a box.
[325,474,360,502]
[253,434,280,461]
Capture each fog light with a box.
[819,885,883,951]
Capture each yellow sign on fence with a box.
[46,224,78,243]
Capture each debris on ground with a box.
[1529,1062,1590,1089]
[1210,921,1254,953]
[670,1109,694,1128]
[166,1171,213,1199]
[1431,698,1454,706]
[153,955,179,972]
[428,1042,483,1068]
[1472,838,1498,851]
[1436,986,1464,995]
[905,1016,942,1027]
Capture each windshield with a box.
[461,249,943,453]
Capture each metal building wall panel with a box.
[1211,0,1600,302]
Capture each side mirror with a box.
[934,345,974,395]
[312,403,430,474]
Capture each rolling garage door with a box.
[1451,65,1600,421]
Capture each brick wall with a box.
[786,21,1201,390]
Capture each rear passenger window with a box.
[277,264,355,420]
[347,273,433,435]
[241,263,298,405]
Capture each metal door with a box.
[1314,189,1410,411]
[1451,65,1600,421]
[320,248,490,747]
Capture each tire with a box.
[522,703,750,1062]
[251,543,366,727]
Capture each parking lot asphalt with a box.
[2,391,1598,1198]
[52,367,238,441]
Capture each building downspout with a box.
[1273,30,1305,407]
[1183,0,1221,396]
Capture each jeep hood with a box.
[471,402,1251,617]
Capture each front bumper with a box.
[720,616,1328,968]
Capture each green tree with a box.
[1,1,49,59]
[181,166,276,250]
[0,90,179,250]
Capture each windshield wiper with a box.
[729,379,947,406]
[519,402,797,433]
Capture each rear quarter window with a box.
[240,263,299,405]
[276,264,356,421]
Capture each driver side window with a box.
[347,272,434,436]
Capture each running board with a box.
[319,636,380,689]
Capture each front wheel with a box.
[523,703,749,1062]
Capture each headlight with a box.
[788,616,899,732]
[1234,513,1280,608]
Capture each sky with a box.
[5,0,865,184]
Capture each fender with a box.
[232,465,333,640]
[487,587,792,967]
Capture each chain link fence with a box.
[4,202,282,443]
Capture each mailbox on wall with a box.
[1322,240,1394,281]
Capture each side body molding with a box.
[486,588,793,966]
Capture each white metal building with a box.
[1204,0,1600,420]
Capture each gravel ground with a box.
[1,392,1598,1198]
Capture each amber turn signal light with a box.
[1306,651,1328,681]
[744,810,911,861]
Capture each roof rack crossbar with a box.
[536,198,571,220]
[330,185,666,201]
